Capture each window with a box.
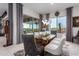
[23,18,39,33]
[50,16,66,32]
[58,16,66,32]
[23,20,33,33]
[50,18,57,30]
[32,20,39,32]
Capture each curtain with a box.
[8,3,13,45]
[16,3,23,44]
[66,7,73,42]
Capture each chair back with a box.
[76,30,79,37]
[22,34,38,56]
[51,31,57,37]
[57,33,63,38]
[57,35,66,54]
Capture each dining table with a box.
[34,34,56,46]
[34,34,56,55]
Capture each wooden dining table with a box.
[34,34,56,55]
[35,34,56,46]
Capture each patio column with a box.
[66,7,73,42]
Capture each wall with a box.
[73,27,79,36]
[72,6,79,17]
[72,6,79,36]
[13,4,17,44]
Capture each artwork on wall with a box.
[73,16,79,27]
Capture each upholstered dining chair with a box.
[73,30,79,43]
[22,34,44,56]
[45,35,66,56]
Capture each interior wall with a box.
[73,27,79,36]
[72,6,79,36]
[13,4,17,44]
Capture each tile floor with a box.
[0,36,24,56]
[0,36,79,56]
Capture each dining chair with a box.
[45,35,66,56]
[73,30,79,43]
[51,31,57,37]
[22,34,44,56]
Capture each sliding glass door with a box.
[32,19,39,32]
[50,16,66,33]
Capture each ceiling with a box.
[0,3,79,16]
[23,3,79,14]
[0,3,8,16]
